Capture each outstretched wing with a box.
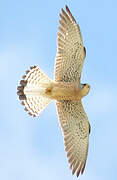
[56,100,90,177]
[54,5,86,83]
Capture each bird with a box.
[17,5,91,178]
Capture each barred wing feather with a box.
[56,100,89,177]
[54,5,86,83]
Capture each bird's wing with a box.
[54,5,86,83]
[56,100,90,177]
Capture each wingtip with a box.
[81,162,86,175]
[59,13,61,17]
[65,5,69,10]
[61,7,66,15]
[65,5,71,14]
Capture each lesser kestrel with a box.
[17,5,91,177]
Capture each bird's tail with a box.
[17,66,52,117]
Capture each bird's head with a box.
[78,83,90,97]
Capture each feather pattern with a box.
[56,100,89,177]
[54,5,86,82]
[17,66,52,117]
[17,5,90,178]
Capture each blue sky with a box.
[0,0,117,179]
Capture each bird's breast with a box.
[45,82,81,101]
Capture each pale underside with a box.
[54,6,86,83]
[56,100,89,176]
[17,5,90,178]
[45,82,82,101]
[54,6,89,177]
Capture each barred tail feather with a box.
[17,66,52,117]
